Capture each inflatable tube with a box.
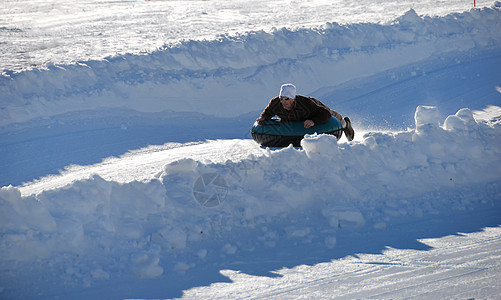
[251,117,343,147]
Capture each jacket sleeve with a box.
[256,98,279,124]
[307,97,332,125]
[310,106,332,124]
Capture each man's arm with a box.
[306,97,332,125]
[256,98,279,124]
[310,107,332,125]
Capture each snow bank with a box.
[1,7,500,126]
[1,106,500,295]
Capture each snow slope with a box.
[1,104,501,299]
[1,106,501,299]
[2,6,501,126]
[2,5,501,187]
[0,0,496,73]
[1,2,501,300]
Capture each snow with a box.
[2,2,501,126]
[1,0,497,73]
[1,1,501,299]
[184,226,501,299]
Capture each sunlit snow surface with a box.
[0,0,495,72]
[0,1,501,299]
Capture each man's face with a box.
[279,96,294,110]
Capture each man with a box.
[256,83,355,141]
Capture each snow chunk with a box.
[397,9,423,28]
[0,185,21,203]
[0,185,56,234]
[91,268,110,280]
[222,243,237,255]
[444,108,478,132]
[174,262,194,274]
[322,206,365,229]
[415,105,441,129]
[131,254,164,278]
[164,158,198,174]
[302,134,340,157]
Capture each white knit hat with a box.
[279,83,296,99]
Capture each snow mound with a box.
[1,106,500,295]
[1,8,500,125]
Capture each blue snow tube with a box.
[251,117,343,147]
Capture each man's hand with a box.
[304,120,314,128]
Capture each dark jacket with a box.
[257,95,339,125]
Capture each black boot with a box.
[344,117,355,141]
